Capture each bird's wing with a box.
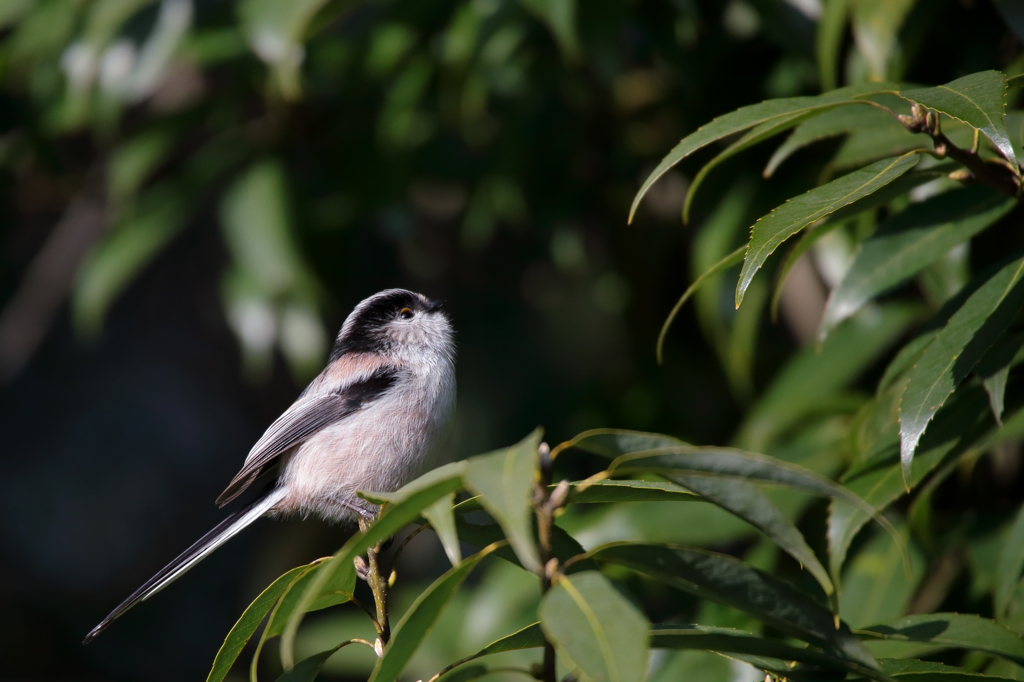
[215,365,401,506]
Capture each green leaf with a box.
[737,153,921,306]
[463,429,543,573]
[871,657,1021,681]
[669,474,838,612]
[558,428,684,459]
[839,523,924,630]
[369,548,497,682]
[651,624,868,678]
[829,386,994,580]
[540,570,651,682]
[206,565,309,682]
[279,470,464,667]
[738,304,918,451]
[975,332,1024,426]
[570,479,699,504]
[276,640,372,682]
[996,503,1024,622]
[850,0,916,81]
[900,253,1024,486]
[264,560,357,639]
[423,493,462,567]
[901,71,1018,169]
[820,187,1015,341]
[432,623,545,682]
[629,84,899,222]
[454,518,594,573]
[683,112,811,224]
[816,0,851,92]
[656,245,745,365]
[584,543,879,673]
[860,613,1024,666]
[107,130,175,203]
[765,104,910,178]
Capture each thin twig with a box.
[533,442,563,682]
[358,516,392,647]
[897,104,1022,198]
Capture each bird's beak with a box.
[426,299,446,312]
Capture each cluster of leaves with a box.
[208,425,1024,682]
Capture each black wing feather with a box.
[216,366,400,505]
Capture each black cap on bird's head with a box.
[330,289,450,359]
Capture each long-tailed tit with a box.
[85,289,456,643]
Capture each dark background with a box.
[0,0,1020,679]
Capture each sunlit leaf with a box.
[206,565,309,682]
[570,479,699,504]
[629,83,900,222]
[900,253,1024,486]
[584,542,880,672]
[369,547,497,682]
[901,70,1018,168]
[820,186,1015,341]
[860,613,1024,666]
[540,570,650,682]
[264,560,357,639]
[423,492,462,567]
[463,429,543,573]
[737,153,920,306]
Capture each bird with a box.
[84,289,456,643]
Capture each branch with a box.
[898,104,1021,198]
[533,442,570,682]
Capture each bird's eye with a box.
[400,308,414,320]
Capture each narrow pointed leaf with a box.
[570,479,699,503]
[629,83,899,222]
[830,386,994,580]
[839,523,923,630]
[976,332,1024,426]
[454,519,594,573]
[206,565,309,682]
[657,245,745,364]
[651,624,875,679]
[875,658,1020,681]
[816,0,852,92]
[901,71,1018,168]
[556,427,684,459]
[540,570,650,682]
[737,153,920,306]
[265,557,356,638]
[821,187,1015,341]
[276,640,370,682]
[671,474,837,612]
[766,104,910,178]
[996,503,1024,621]
[369,547,497,682]
[584,542,879,671]
[423,492,461,566]
[900,253,1024,486]
[684,112,811,224]
[463,429,543,572]
[432,622,545,682]
[860,613,1024,666]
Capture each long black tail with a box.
[84,487,286,643]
